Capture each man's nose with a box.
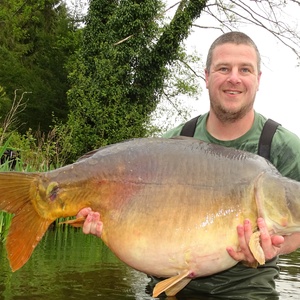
[227,68,241,84]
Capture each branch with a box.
[0,90,30,145]
[198,0,300,61]
[178,57,205,81]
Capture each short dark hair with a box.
[206,31,261,73]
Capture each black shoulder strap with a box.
[180,115,201,137]
[258,119,280,160]
[180,115,280,161]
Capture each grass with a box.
[0,142,17,238]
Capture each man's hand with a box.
[77,207,103,238]
[226,218,284,264]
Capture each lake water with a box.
[0,227,299,300]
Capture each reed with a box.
[0,142,15,237]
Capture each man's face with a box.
[205,43,261,122]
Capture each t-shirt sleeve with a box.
[270,127,300,181]
[162,124,185,138]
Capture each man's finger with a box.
[77,207,92,218]
[257,217,281,260]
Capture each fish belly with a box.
[100,183,254,278]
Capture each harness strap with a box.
[257,119,280,160]
[180,115,200,137]
[180,116,280,161]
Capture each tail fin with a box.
[0,172,53,271]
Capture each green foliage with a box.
[5,126,71,170]
[0,0,206,160]
[0,0,79,133]
[0,86,11,122]
[0,89,29,148]
[0,146,19,237]
[66,0,204,159]
[0,211,12,239]
[0,149,13,238]
[1,0,206,161]
[66,0,160,158]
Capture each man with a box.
[77,32,300,297]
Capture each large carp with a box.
[0,137,300,297]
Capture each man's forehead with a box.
[212,43,257,58]
[212,44,258,66]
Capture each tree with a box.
[0,0,79,133]
[66,0,206,159]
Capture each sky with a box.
[166,1,300,137]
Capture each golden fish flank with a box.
[1,137,300,297]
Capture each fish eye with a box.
[46,182,59,202]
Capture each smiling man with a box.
[205,41,261,138]
[77,32,300,298]
[158,31,300,297]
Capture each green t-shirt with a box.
[163,111,300,180]
[156,111,300,297]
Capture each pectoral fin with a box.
[249,231,265,265]
[152,270,191,297]
[59,216,86,228]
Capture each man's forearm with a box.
[278,233,300,256]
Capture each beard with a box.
[210,97,255,123]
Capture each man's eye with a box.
[241,68,250,73]
[219,67,228,72]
